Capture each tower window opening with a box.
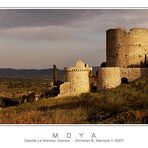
[90,83,97,92]
[121,77,128,84]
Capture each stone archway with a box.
[121,77,128,84]
[90,82,97,92]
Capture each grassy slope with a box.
[0,77,52,97]
[0,76,148,124]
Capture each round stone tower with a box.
[106,28,129,67]
[64,60,92,95]
[106,28,148,67]
[98,67,121,89]
[59,60,92,97]
[128,28,148,66]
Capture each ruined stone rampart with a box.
[58,28,148,96]
[106,28,148,67]
[120,68,148,81]
[98,67,148,89]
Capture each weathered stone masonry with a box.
[58,61,92,97]
[106,28,148,67]
[59,28,148,97]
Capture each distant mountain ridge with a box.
[0,66,98,78]
[0,68,64,78]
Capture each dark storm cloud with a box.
[0,9,148,42]
[0,9,96,29]
[0,9,147,29]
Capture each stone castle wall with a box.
[98,67,121,89]
[98,67,148,89]
[106,28,148,67]
[65,69,91,94]
[58,28,148,96]
[58,61,92,97]
[120,68,148,81]
[59,82,70,96]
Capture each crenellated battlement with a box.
[64,67,92,72]
[64,60,92,72]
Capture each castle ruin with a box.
[58,61,92,96]
[58,28,148,97]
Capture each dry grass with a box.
[0,77,51,97]
[0,76,148,124]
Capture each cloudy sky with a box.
[0,9,148,69]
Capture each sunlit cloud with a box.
[0,9,147,69]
